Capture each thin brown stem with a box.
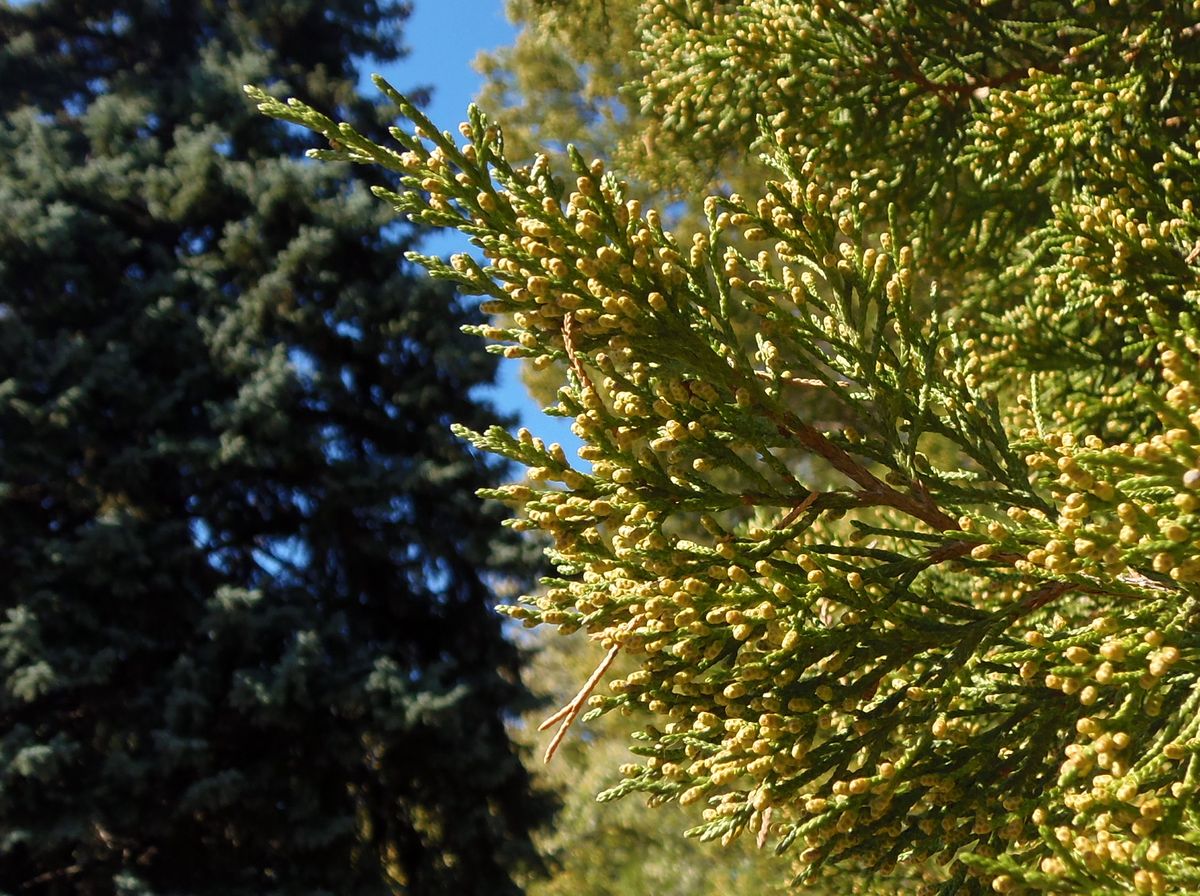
[562,312,596,394]
[540,644,621,763]
[773,490,820,531]
[756,806,774,849]
[774,411,960,532]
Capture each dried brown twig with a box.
[539,644,621,763]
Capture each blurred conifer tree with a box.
[0,2,550,893]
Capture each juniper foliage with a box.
[253,3,1200,893]
[514,631,795,896]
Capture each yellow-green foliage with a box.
[476,0,776,205]
[249,4,1200,893]
[515,632,799,896]
[474,0,642,172]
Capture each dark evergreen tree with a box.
[0,2,549,894]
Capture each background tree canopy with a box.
[0,2,551,893]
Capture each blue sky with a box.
[374,3,584,460]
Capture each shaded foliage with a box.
[0,2,550,893]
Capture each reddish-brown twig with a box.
[774,490,821,532]
[561,312,596,394]
[756,806,774,849]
